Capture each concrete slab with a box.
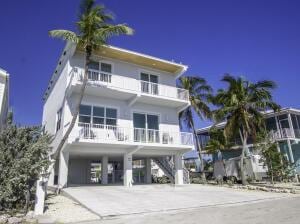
[63,184,290,217]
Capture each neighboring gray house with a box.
[0,68,9,130]
[197,108,300,180]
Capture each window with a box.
[140,72,158,95]
[79,104,117,128]
[133,113,159,143]
[100,62,112,82]
[56,107,63,132]
[101,63,112,73]
[79,105,92,124]
[87,61,112,82]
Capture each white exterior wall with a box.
[42,60,70,152]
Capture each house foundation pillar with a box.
[174,153,184,185]
[58,150,69,188]
[145,158,152,184]
[123,153,133,187]
[101,156,108,184]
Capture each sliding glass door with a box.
[140,72,159,95]
[133,113,159,143]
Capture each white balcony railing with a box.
[76,123,194,146]
[70,68,189,101]
[268,128,294,140]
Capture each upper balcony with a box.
[68,122,194,151]
[67,68,190,110]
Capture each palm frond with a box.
[94,24,134,43]
[49,30,79,43]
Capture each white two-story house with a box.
[43,42,194,188]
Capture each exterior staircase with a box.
[153,157,190,184]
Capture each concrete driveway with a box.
[63,184,290,217]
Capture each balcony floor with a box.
[69,83,190,109]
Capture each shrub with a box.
[0,123,52,212]
[152,175,171,184]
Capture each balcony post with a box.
[101,156,108,184]
[288,113,295,138]
[275,115,281,138]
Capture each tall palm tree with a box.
[49,0,133,161]
[178,76,212,180]
[213,74,280,185]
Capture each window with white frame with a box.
[140,72,158,95]
[56,107,62,132]
[79,105,117,128]
[88,61,112,83]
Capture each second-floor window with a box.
[88,61,112,83]
[140,72,158,95]
[79,105,117,128]
[56,107,62,132]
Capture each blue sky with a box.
[0,0,299,129]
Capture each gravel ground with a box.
[42,193,100,223]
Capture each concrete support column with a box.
[101,156,108,184]
[123,153,133,187]
[145,158,152,184]
[174,154,184,185]
[48,167,55,187]
[58,151,69,188]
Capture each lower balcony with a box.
[69,123,194,149]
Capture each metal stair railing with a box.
[153,157,190,184]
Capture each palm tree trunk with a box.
[190,121,206,181]
[239,129,248,185]
[51,46,92,167]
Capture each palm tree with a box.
[49,0,133,161]
[178,76,212,180]
[213,74,280,185]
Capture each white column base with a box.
[101,156,108,184]
[34,178,46,215]
[174,154,184,185]
[123,153,133,187]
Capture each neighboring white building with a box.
[0,68,9,130]
[43,42,194,188]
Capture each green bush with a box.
[152,175,171,184]
[0,122,52,212]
